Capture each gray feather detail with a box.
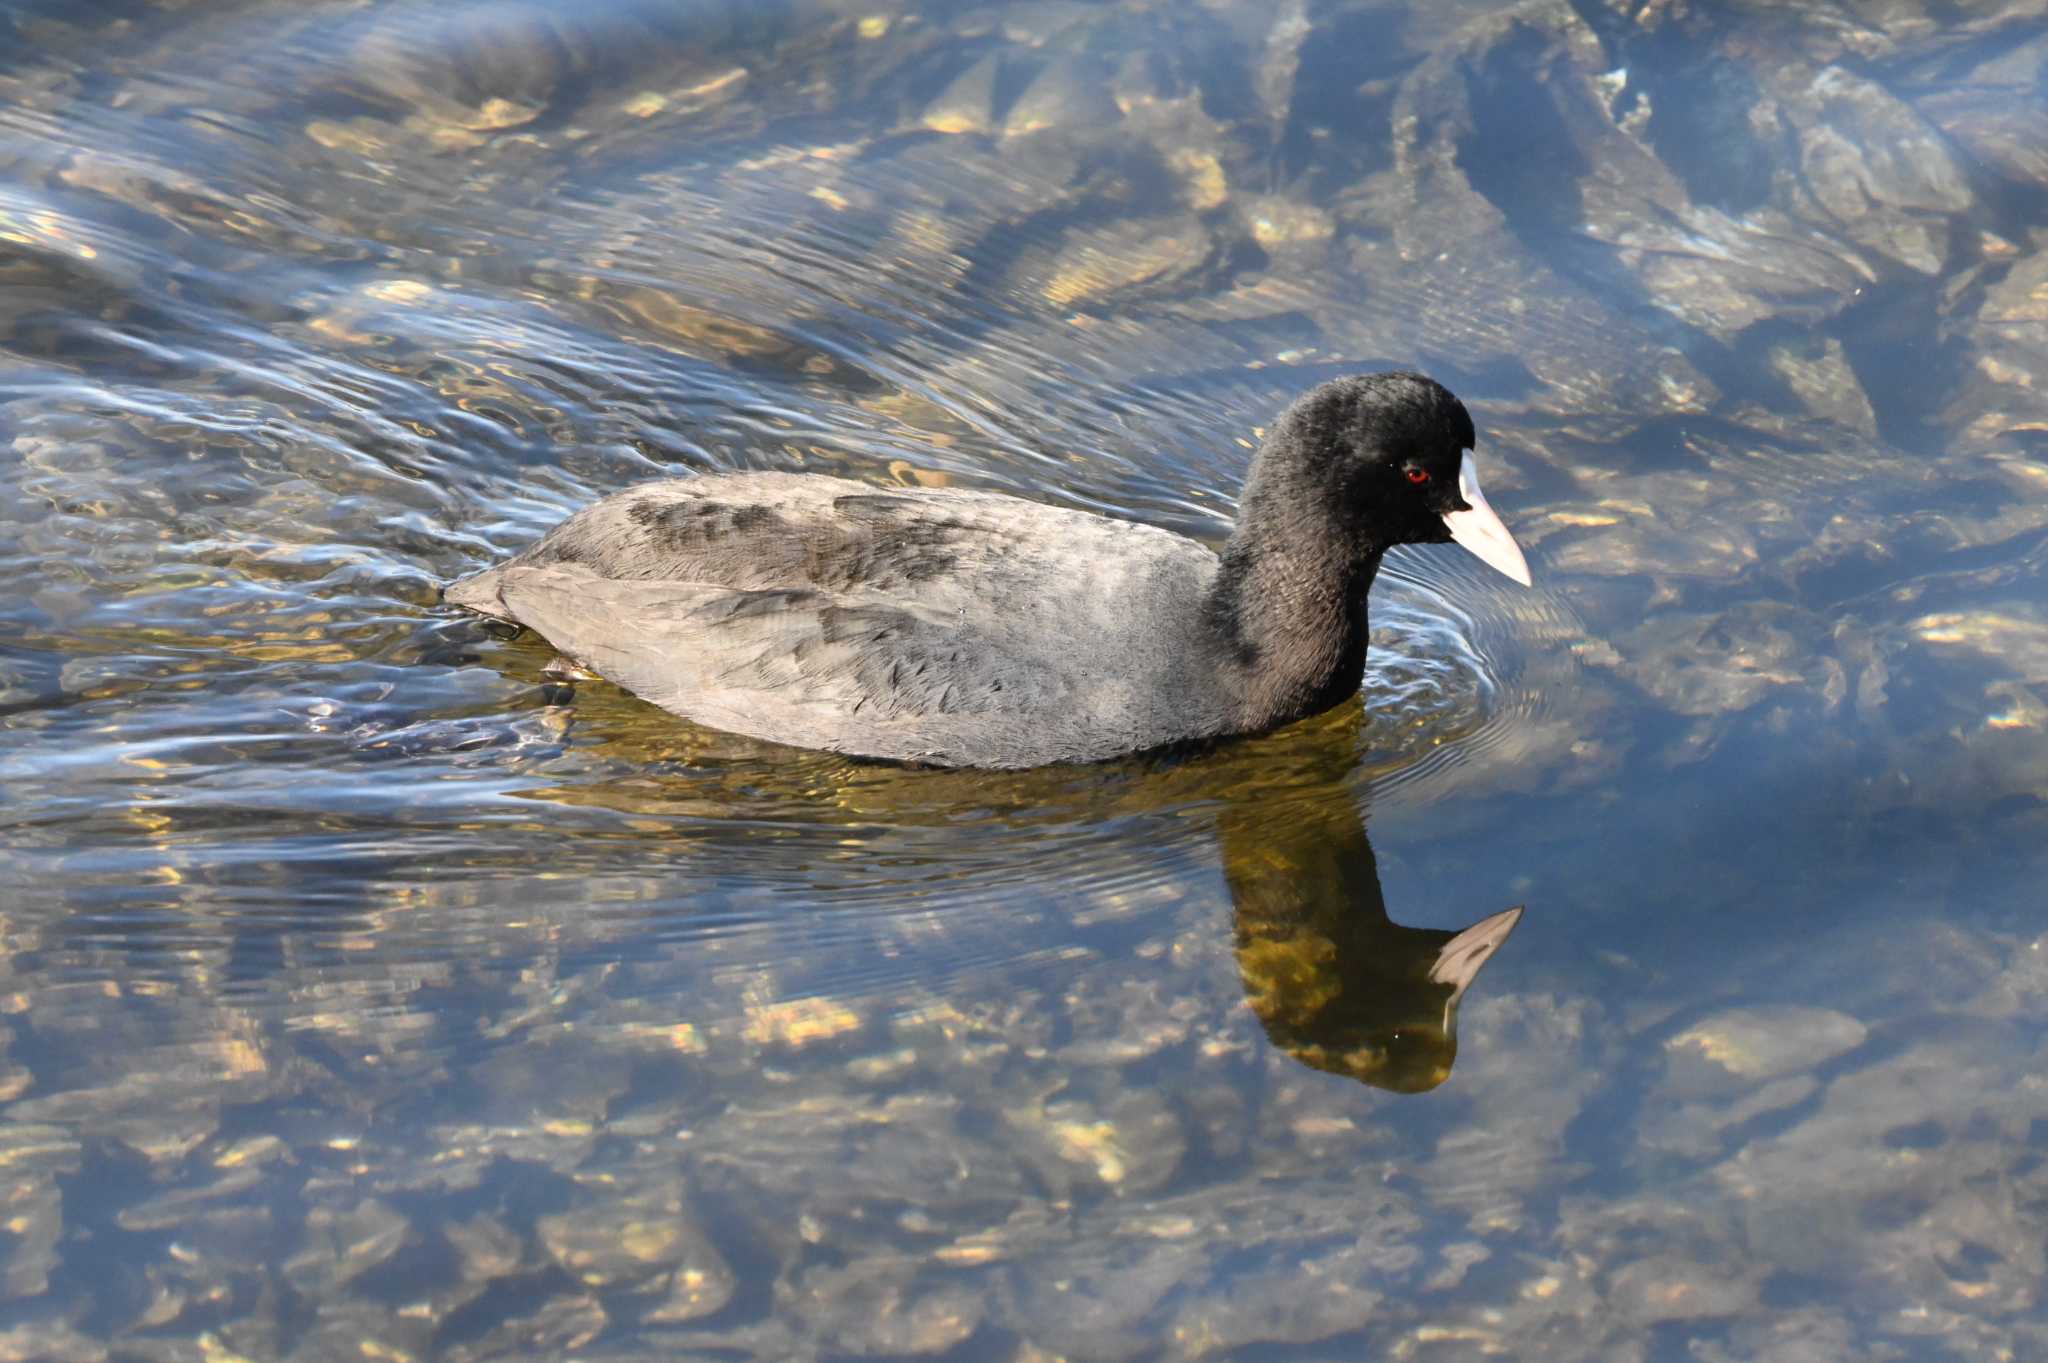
[448,474,1232,767]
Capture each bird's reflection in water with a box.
[494,676,1523,1093]
[1219,784,1522,1093]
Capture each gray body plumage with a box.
[445,473,1240,767]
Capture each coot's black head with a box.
[1244,372,1530,584]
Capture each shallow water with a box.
[3,0,2046,1358]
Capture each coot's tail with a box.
[441,567,510,617]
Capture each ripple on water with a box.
[1364,550,1585,802]
[0,0,1589,1119]
[0,538,1560,1013]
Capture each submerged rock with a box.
[1636,1006,1869,1161]
[778,1256,984,1356]
[921,53,1000,134]
[1769,64,1970,275]
[1666,1006,1868,1084]
[442,1292,608,1363]
[283,1198,412,1293]
[1389,0,1979,370]
[1765,335,1878,436]
[1384,3,1722,414]
[1607,604,1833,718]
[1023,217,1217,310]
[1942,249,2048,453]
[536,1185,733,1307]
[1907,30,2048,187]
[0,1126,72,1299]
[1004,56,1122,137]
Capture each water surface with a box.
[3,1,2046,1358]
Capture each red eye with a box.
[1405,467,1430,484]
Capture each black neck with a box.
[1204,513,1383,730]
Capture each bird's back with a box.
[445,473,1233,766]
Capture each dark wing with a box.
[449,477,1022,603]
